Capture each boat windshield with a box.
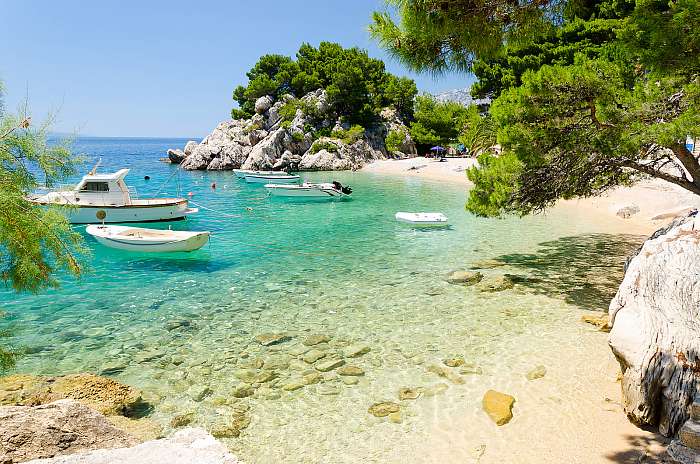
[80,181,110,192]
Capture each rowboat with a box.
[395,212,449,227]
[245,174,301,184]
[265,182,352,199]
[86,225,210,252]
[233,169,291,179]
[29,166,197,224]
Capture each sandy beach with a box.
[362,156,693,462]
[363,157,700,235]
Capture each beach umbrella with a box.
[430,146,445,152]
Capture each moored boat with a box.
[265,181,352,199]
[86,225,210,252]
[29,167,197,224]
[233,169,291,179]
[395,212,449,227]
[245,173,301,184]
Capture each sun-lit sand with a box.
[362,156,686,462]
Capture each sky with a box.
[0,1,474,138]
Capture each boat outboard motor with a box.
[332,181,352,195]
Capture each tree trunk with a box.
[609,212,700,437]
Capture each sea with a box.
[0,137,644,463]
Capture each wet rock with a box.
[446,270,483,285]
[99,362,128,376]
[231,385,254,399]
[422,383,449,397]
[302,372,322,385]
[581,314,611,332]
[165,319,192,331]
[427,364,465,384]
[337,366,364,376]
[170,412,195,428]
[254,333,291,346]
[398,388,422,401]
[0,400,137,463]
[459,364,484,375]
[0,373,143,417]
[233,369,258,383]
[303,334,331,346]
[526,365,547,381]
[443,357,465,368]
[211,413,251,439]
[282,381,305,392]
[469,259,506,269]
[167,149,186,164]
[343,344,370,358]
[262,355,290,371]
[107,416,163,441]
[289,345,312,356]
[315,359,345,372]
[188,385,212,402]
[478,275,514,292]
[253,371,277,383]
[302,349,327,364]
[482,390,515,425]
[368,402,400,417]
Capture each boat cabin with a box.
[73,169,132,206]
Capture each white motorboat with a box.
[265,181,352,199]
[29,167,197,224]
[395,212,449,227]
[233,169,291,179]
[86,225,210,252]
[244,173,301,184]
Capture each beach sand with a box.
[362,156,691,463]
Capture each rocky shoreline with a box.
[166,90,416,172]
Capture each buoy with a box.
[188,191,194,197]
[246,207,253,212]
[144,175,150,180]
[211,182,216,189]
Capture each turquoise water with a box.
[1,138,644,463]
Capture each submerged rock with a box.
[343,344,370,358]
[315,358,345,372]
[368,402,400,417]
[459,364,483,375]
[477,275,514,292]
[337,366,364,376]
[581,314,611,332]
[616,204,640,219]
[422,383,449,397]
[253,333,291,346]
[469,259,506,269]
[106,416,163,442]
[446,270,483,285]
[302,349,327,364]
[170,412,195,428]
[0,400,136,463]
[482,390,515,425]
[398,388,422,401]
[427,364,465,384]
[443,357,465,368]
[526,365,547,381]
[303,334,331,346]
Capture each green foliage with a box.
[331,124,365,145]
[409,95,469,146]
[232,42,418,126]
[385,128,407,152]
[278,99,319,123]
[310,140,339,154]
[373,0,700,217]
[458,106,497,156]
[291,132,305,142]
[0,82,87,292]
[0,310,19,372]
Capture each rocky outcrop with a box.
[668,393,700,463]
[0,400,137,463]
[168,90,415,171]
[0,373,143,417]
[608,211,700,438]
[23,428,238,464]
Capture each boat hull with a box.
[59,203,195,224]
[245,175,300,184]
[265,184,348,199]
[86,225,210,252]
[395,212,449,227]
[234,169,291,179]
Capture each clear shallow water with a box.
[1,138,644,463]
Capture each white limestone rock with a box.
[608,211,700,437]
[254,95,273,114]
[25,428,238,464]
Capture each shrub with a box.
[310,140,339,154]
[291,132,305,142]
[385,129,407,152]
[331,124,365,144]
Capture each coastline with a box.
[362,156,683,462]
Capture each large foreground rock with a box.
[0,373,143,417]
[609,211,700,437]
[0,400,137,463]
[24,428,237,464]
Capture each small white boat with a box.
[245,173,300,184]
[29,165,197,224]
[395,212,449,227]
[86,225,210,252]
[265,181,352,199]
[233,169,291,179]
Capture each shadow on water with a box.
[495,233,645,312]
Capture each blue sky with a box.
[1,1,473,138]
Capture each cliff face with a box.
[167,91,416,172]
[608,211,700,438]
